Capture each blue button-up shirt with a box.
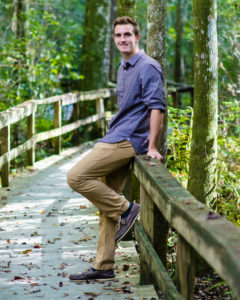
[99,50,165,154]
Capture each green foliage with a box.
[0,0,85,112]
[167,102,240,226]
[215,100,240,226]
[217,0,240,101]
[167,106,193,187]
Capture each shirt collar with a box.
[120,49,144,68]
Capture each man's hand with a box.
[147,110,164,161]
[147,148,163,161]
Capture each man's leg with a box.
[67,140,137,276]
[94,163,130,270]
[67,141,136,222]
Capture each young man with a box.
[67,16,165,281]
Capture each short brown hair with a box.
[113,16,140,36]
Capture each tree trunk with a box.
[187,0,218,208]
[81,0,111,90]
[109,0,117,82]
[146,0,169,270]
[12,0,26,86]
[147,0,167,163]
[117,0,136,18]
[174,0,184,84]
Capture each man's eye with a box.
[125,33,132,37]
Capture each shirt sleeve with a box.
[141,64,166,112]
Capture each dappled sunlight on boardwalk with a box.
[0,143,157,299]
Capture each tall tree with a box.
[81,0,111,90]
[187,0,218,207]
[12,0,27,96]
[147,0,169,270]
[117,0,136,18]
[173,0,190,107]
[147,0,167,163]
[174,0,184,84]
[109,0,117,82]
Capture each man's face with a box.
[114,24,140,59]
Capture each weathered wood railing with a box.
[0,82,192,188]
[0,88,116,187]
[131,156,240,299]
[1,84,239,299]
[166,80,194,107]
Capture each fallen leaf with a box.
[12,276,25,281]
[30,283,39,287]
[122,264,130,271]
[84,292,100,297]
[80,205,87,209]
[147,162,157,166]
[29,289,41,294]
[143,157,151,161]
[207,211,220,220]
[33,243,42,249]
[20,249,32,254]
[31,231,39,236]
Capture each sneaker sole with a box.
[115,209,140,242]
[69,277,115,283]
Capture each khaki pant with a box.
[67,140,137,270]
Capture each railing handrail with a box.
[0,88,117,129]
[0,87,117,186]
[132,156,240,299]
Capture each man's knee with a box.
[67,168,84,191]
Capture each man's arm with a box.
[147,109,164,161]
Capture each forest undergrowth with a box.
[167,100,240,227]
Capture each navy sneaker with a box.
[115,203,140,242]
[69,268,115,281]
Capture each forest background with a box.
[0,0,239,227]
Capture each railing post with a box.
[139,184,154,284]
[190,89,194,107]
[27,110,35,166]
[139,185,169,285]
[172,91,179,107]
[73,102,80,145]
[1,125,10,187]
[176,235,195,299]
[54,99,62,154]
[96,98,105,137]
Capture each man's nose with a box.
[119,35,126,42]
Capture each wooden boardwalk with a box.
[0,143,157,300]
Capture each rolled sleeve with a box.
[141,64,166,112]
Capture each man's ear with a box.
[136,33,141,42]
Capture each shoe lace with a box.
[120,218,126,224]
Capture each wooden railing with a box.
[1,84,239,299]
[0,82,192,188]
[0,88,116,187]
[130,156,240,300]
[166,80,194,107]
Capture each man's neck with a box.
[122,48,139,62]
